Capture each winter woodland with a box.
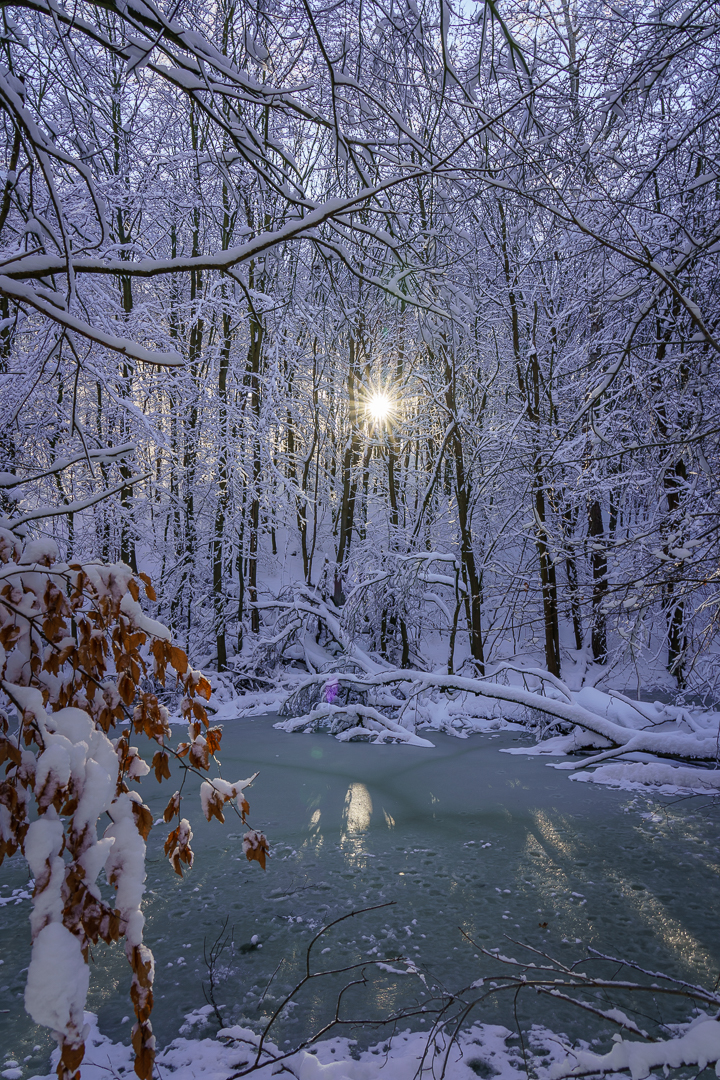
[0,0,719,1077]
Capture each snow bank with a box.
[29,1011,531,1080]
[30,1009,720,1080]
[569,761,720,796]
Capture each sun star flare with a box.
[367,391,393,423]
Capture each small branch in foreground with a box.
[203,918,233,1028]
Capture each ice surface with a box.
[3,721,719,1075]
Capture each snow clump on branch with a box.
[0,532,267,1080]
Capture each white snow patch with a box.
[548,1017,720,1079]
[28,1011,535,1080]
[24,923,89,1035]
[570,761,720,796]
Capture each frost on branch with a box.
[0,532,265,1080]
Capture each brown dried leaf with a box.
[138,573,157,602]
[163,791,181,823]
[0,623,20,649]
[131,1020,155,1080]
[0,738,21,768]
[131,801,153,841]
[150,639,167,686]
[243,830,269,870]
[191,701,207,725]
[59,1038,85,1076]
[188,739,209,770]
[169,645,188,676]
[151,751,171,783]
[203,788,226,824]
[165,819,193,876]
[205,727,222,756]
[118,672,136,706]
[195,676,212,701]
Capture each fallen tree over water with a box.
[276,665,720,761]
[240,588,720,786]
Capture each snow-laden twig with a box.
[426,932,720,1080]
[0,473,151,527]
[0,443,136,487]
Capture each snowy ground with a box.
[25,1012,529,1080]
[23,1007,720,1080]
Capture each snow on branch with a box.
[0,473,150,528]
[0,531,267,1080]
[0,277,184,366]
[274,658,720,770]
[0,444,136,488]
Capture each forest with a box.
[1,0,719,690]
[0,0,719,1078]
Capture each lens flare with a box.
[367,392,392,423]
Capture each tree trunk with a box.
[587,498,608,663]
[441,348,485,671]
[247,312,263,634]
[334,334,362,605]
[561,503,583,651]
[213,306,231,671]
[533,470,561,677]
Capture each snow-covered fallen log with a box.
[274,664,720,773]
[278,701,434,746]
[548,1017,720,1080]
[250,586,719,778]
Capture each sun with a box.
[367,392,392,423]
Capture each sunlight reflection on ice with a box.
[523,808,718,979]
[343,783,373,834]
[532,810,577,859]
[600,865,718,979]
[341,783,373,863]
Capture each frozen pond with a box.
[2,718,719,1075]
